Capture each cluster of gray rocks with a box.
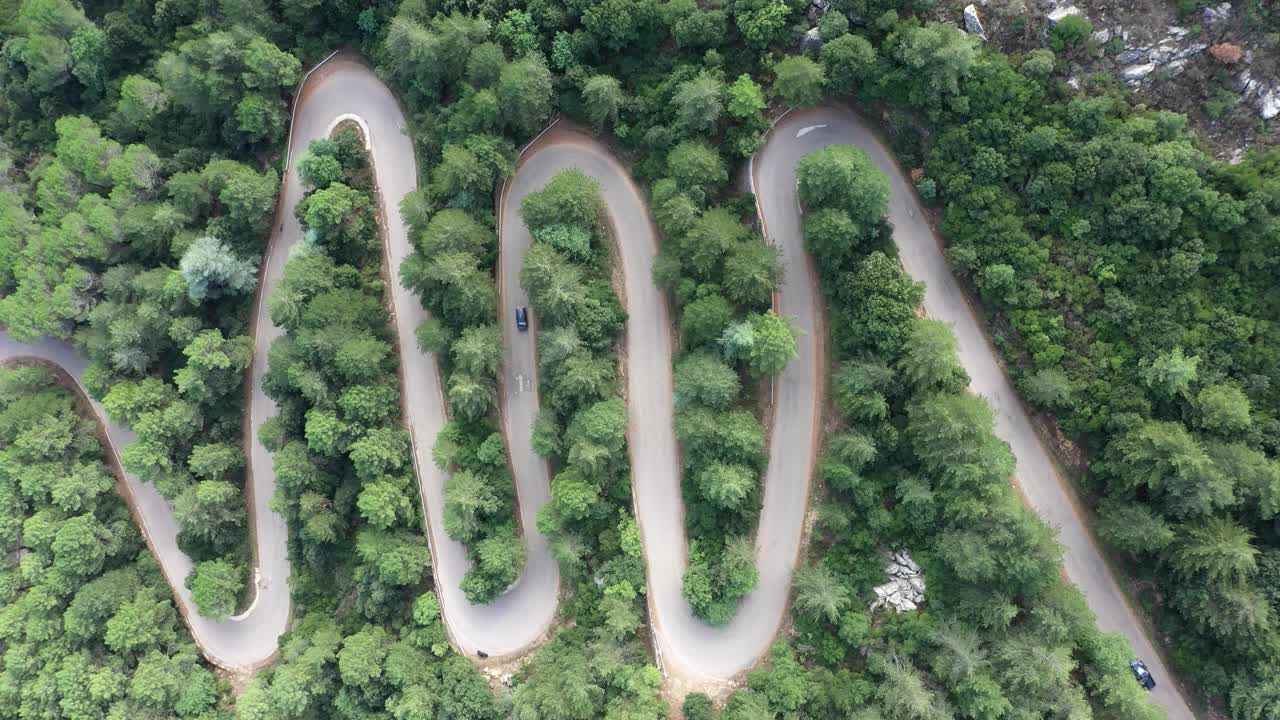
[869,550,926,614]
[959,1,1279,121]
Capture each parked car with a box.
[515,306,528,332]
[1130,660,1156,690]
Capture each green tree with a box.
[174,480,244,551]
[876,654,953,720]
[338,625,391,689]
[674,353,741,410]
[745,311,799,377]
[452,324,501,378]
[683,693,714,720]
[186,559,244,621]
[1050,15,1093,51]
[797,145,890,227]
[298,142,345,190]
[892,23,978,113]
[727,74,766,118]
[1097,500,1175,557]
[520,169,603,235]
[681,293,734,349]
[1105,420,1233,519]
[582,74,625,130]
[792,562,850,624]
[498,54,553,136]
[1171,518,1258,584]
[697,462,757,509]
[897,319,967,391]
[1021,367,1074,409]
[732,0,794,49]
[1140,346,1200,399]
[673,71,724,136]
[117,74,168,126]
[666,141,727,202]
[821,34,876,96]
[773,55,825,108]
[1196,383,1252,435]
[512,632,605,720]
[839,251,925,357]
[723,240,783,308]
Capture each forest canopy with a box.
[2,0,1279,717]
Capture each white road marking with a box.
[796,123,827,138]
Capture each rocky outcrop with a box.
[1121,63,1157,85]
[1239,69,1280,120]
[800,27,823,53]
[963,4,986,40]
[1202,2,1232,25]
[1047,5,1083,25]
[1111,28,1209,87]
[870,550,925,614]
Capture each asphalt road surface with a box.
[0,55,1199,714]
[759,106,1196,720]
[0,55,560,670]
[497,125,824,684]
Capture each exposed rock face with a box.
[1121,63,1157,86]
[1047,5,1083,25]
[1239,69,1280,120]
[870,550,925,614]
[1112,28,1209,87]
[1149,41,1206,65]
[1260,90,1280,121]
[1203,2,1232,25]
[800,27,823,53]
[1116,48,1148,65]
[963,4,986,40]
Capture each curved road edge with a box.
[320,58,559,661]
[499,124,824,687]
[0,54,568,671]
[761,105,1195,720]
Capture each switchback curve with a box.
[498,124,824,686]
[755,105,1197,720]
[0,55,561,670]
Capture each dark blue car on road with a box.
[1130,660,1156,690]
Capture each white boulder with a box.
[870,550,926,614]
[963,4,986,39]
[1121,63,1157,86]
[1047,5,1083,24]
[1260,90,1280,120]
[800,27,823,53]
[1116,48,1147,65]
[1203,2,1231,24]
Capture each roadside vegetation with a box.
[0,367,229,719]
[262,127,432,625]
[844,8,1280,713]
[2,0,1279,715]
[651,130,796,625]
[389,11,528,605]
[511,166,665,720]
[693,143,1163,720]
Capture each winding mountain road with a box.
[0,55,559,670]
[0,52,1196,719]
[758,106,1195,720]
[495,124,825,685]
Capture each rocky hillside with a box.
[937,0,1278,158]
